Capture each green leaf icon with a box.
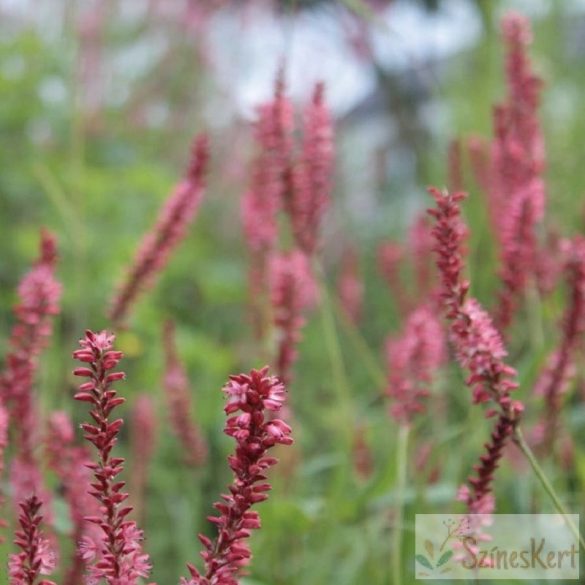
[415,555,434,571]
[424,539,434,559]
[437,550,453,567]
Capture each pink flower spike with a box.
[534,237,585,452]
[427,186,523,514]
[0,230,61,461]
[108,134,209,325]
[162,321,208,467]
[490,13,545,331]
[270,249,317,387]
[184,367,292,585]
[242,71,294,341]
[9,495,56,585]
[290,82,334,256]
[72,330,151,585]
[385,303,446,424]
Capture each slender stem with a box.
[331,295,387,391]
[514,427,585,552]
[316,266,354,441]
[393,424,409,585]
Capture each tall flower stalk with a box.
[72,330,151,584]
[534,237,585,451]
[241,73,294,341]
[182,367,292,585]
[489,14,545,331]
[9,495,56,585]
[0,230,61,509]
[270,250,317,386]
[428,187,523,514]
[290,82,334,256]
[385,302,444,585]
[162,320,208,466]
[108,134,209,325]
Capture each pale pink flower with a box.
[290,83,334,256]
[108,135,209,325]
[270,250,317,386]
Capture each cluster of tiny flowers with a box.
[182,367,292,585]
[270,251,317,386]
[385,304,445,423]
[162,321,208,466]
[108,135,209,325]
[73,330,151,585]
[241,75,333,388]
[535,237,585,449]
[241,73,294,339]
[0,231,61,458]
[428,187,523,515]
[241,72,293,254]
[491,13,545,331]
[456,413,515,515]
[9,495,56,585]
[291,83,334,256]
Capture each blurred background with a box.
[1,1,585,583]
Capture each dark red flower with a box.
[73,330,151,584]
[184,367,292,585]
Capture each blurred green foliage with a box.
[1,1,585,584]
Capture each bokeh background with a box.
[1,1,585,583]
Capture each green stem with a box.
[332,296,387,391]
[318,270,354,443]
[393,424,409,585]
[514,427,585,553]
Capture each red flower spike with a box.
[8,495,56,585]
[183,367,292,585]
[428,187,524,514]
[0,230,61,483]
[162,321,208,467]
[73,330,151,585]
[108,134,209,325]
[534,237,585,451]
[490,13,545,331]
[269,250,317,387]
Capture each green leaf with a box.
[437,550,454,567]
[415,555,434,571]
